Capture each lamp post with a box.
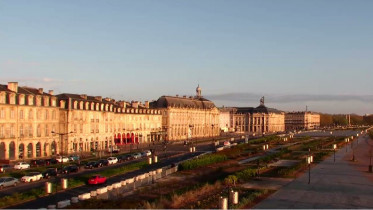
[211,124,215,145]
[51,131,73,202]
[333,144,337,163]
[307,148,313,184]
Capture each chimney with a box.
[80,94,87,100]
[95,96,102,101]
[145,101,149,108]
[131,101,139,108]
[38,88,43,94]
[118,101,127,108]
[48,90,54,95]
[7,82,18,93]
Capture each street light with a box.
[51,131,74,202]
[307,148,313,184]
[333,144,337,163]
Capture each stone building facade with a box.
[0,82,162,161]
[151,85,220,141]
[231,97,285,134]
[285,111,320,131]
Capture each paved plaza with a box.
[254,133,373,209]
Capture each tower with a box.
[196,84,202,98]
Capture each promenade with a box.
[254,133,373,209]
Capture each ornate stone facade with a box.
[0,82,162,161]
[285,111,320,131]
[230,97,285,134]
[151,85,220,141]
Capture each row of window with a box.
[0,124,57,138]
[0,108,57,120]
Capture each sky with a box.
[0,0,372,114]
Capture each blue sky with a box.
[0,0,372,114]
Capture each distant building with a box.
[285,111,320,131]
[226,97,285,134]
[218,107,236,132]
[151,85,220,141]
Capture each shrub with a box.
[224,175,238,186]
[179,154,227,170]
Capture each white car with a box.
[56,156,69,163]
[107,157,118,165]
[141,150,152,157]
[21,172,43,182]
[14,162,30,170]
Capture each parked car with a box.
[0,177,19,189]
[107,157,118,165]
[14,162,30,170]
[56,156,69,163]
[61,165,79,174]
[131,153,142,159]
[141,150,152,157]
[30,159,46,167]
[42,168,58,179]
[107,147,120,154]
[87,175,107,185]
[98,159,109,166]
[118,154,133,162]
[21,172,43,182]
[68,155,80,161]
[45,158,58,165]
[84,161,101,169]
[0,164,13,173]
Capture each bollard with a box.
[148,157,152,164]
[230,190,239,205]
[219,196,228,210]
[71,197,79,204]
[90,190,97,197]
[61,178,68,190]
[45,182,52,194]
[47,205,56,209]
[153,155,158,163]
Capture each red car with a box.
[88,175,107,185]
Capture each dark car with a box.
[84,161,101,169]
[45,158,58,165]
[42,168,58,179]
[61,165,79,174]
[98,159,109,166]
[30,159,46,167]
[0,164,13,173]
[117,154,132,162]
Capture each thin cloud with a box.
[206,93,373,103]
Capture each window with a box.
[10,125,14,138]
[0,125,4,138]
[29,109,33,120]
[37,124,41,137]
[29,125,33,137]
[19,110,24,119]
[52,110,56,120]
[45,125,49,136]
[10,109,15,119]
[45,110,49,120]
[20,125,24,137]
[0,108,4,119]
